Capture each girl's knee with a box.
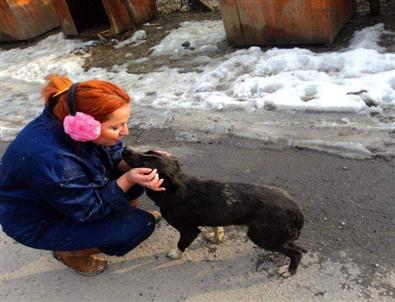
[121,209,156,239]
[100,211,155,256]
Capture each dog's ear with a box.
[142,150,185,191]
[161,157,185,191]
[163,173,184,191]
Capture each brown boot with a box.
[53,251,108,276]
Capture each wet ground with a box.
[0,131,394,301]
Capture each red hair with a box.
[41,74,130,122]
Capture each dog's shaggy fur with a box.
[122,147,307,275]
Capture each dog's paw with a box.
[277,265,292,278]
[202,227,225,244]
[167,248,184,260]
[202,232,220,244]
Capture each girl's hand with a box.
[125,168,166,192]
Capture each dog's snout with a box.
[126,146,137,152]
[121,146,139,163]
[122,146,138,156]
[121,147,130,157]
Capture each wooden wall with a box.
[52,0,158,36]
[219,0,356,46]
[0,0,60,41]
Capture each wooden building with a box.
[51,0,158,36]
[219,0,356,46]
[0,0,60,41]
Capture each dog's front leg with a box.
[167,227,200,259]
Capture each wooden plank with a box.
[220,0,355,46]
[0,0,60,41]
[219,0,244,46]
[52,0,157,36]
[0,0,20,41]
[130,0,158,23]
[51,0,78,36]
[236,0,274,46]
[102,0,158,34]
[102,0,131,34]
[309,0,330,44]
[235,0,315,45]
[276,0,312,44]
[326,0,355,43]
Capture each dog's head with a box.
[122,146,183,191]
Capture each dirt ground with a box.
[1,130,394,301]
[83,10,226,74]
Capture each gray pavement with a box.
[0,129,394,302]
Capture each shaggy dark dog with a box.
[122,147,307,276]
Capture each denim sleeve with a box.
[32,154,130,223]
[38,178,130,223]
[126,184,145,201]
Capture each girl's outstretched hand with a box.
[125,168,166,191]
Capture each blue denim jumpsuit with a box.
[0,107,155,256]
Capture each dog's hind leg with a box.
[288,241,307,253]
[276,242,303,276]
[247,226,303,277]
[167,227,200,259]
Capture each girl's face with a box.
[92,103,131,146]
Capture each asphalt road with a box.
[0,129,394,301]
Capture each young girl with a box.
[0,74,165,275]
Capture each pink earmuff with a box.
[64,112,101,142]
[62,83,101,142]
